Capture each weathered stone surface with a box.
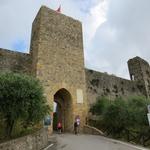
[0,129,48,150]
[85,69,144,106]
[128,56,150,97]
[0,49,31,74]
[30,6,88,133]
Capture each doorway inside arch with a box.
[53,88,73,132]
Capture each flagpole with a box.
[56,0,61,13]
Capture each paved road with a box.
[46,134,149,150]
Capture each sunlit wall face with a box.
[53,101,57,112]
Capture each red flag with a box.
[56,5,61,13]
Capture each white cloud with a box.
[0,0,150,79]
[0,0,58,51]
[83,0,108,47]
[85,0,150,79]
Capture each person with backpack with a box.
[74,121,78,135]
[74,116,80,135]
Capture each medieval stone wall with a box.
[85,69,144,106]
[0,128,48,150]
[0,48,31,74]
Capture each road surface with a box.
[45,134,149,150]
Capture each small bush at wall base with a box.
[0,72,51,139]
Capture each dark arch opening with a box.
[53,88,73,132]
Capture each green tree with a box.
[103,98,128,137]
[90,97,110,115]
[0,72,51,137]
[126,97,150,145]
[90,96,150,146]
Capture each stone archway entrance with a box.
[53,88,73,132]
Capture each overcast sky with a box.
[0,0,150,79]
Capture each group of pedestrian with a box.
[56,115,80,135]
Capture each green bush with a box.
[0,72,51,138]
[90,96,150,146]
[90,97,110,115]
[103,98,128,137]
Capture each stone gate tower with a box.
[30,6,87,132]
[2,5,150,135]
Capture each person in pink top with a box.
[57,121,62,134]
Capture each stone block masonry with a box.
[0,129,48,150]
[0,48,32,74]
[85,69,144,106]
[128,56,150,97]
[29,6,88,133]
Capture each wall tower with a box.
[128,56,150,97]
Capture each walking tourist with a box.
[57,121,62,134]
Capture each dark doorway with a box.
[53,88,73,132]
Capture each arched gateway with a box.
[53,88,73,132]
[30,6,88,133]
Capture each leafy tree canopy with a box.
[90,96,150,146]
[0,72,51,137]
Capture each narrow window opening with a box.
[131,74,135,81]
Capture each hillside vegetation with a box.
[90,96,150,146]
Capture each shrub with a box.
[90,96,150,146]
[0,72,51,138]
[103,98,128,137]
[90,97,110,115]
